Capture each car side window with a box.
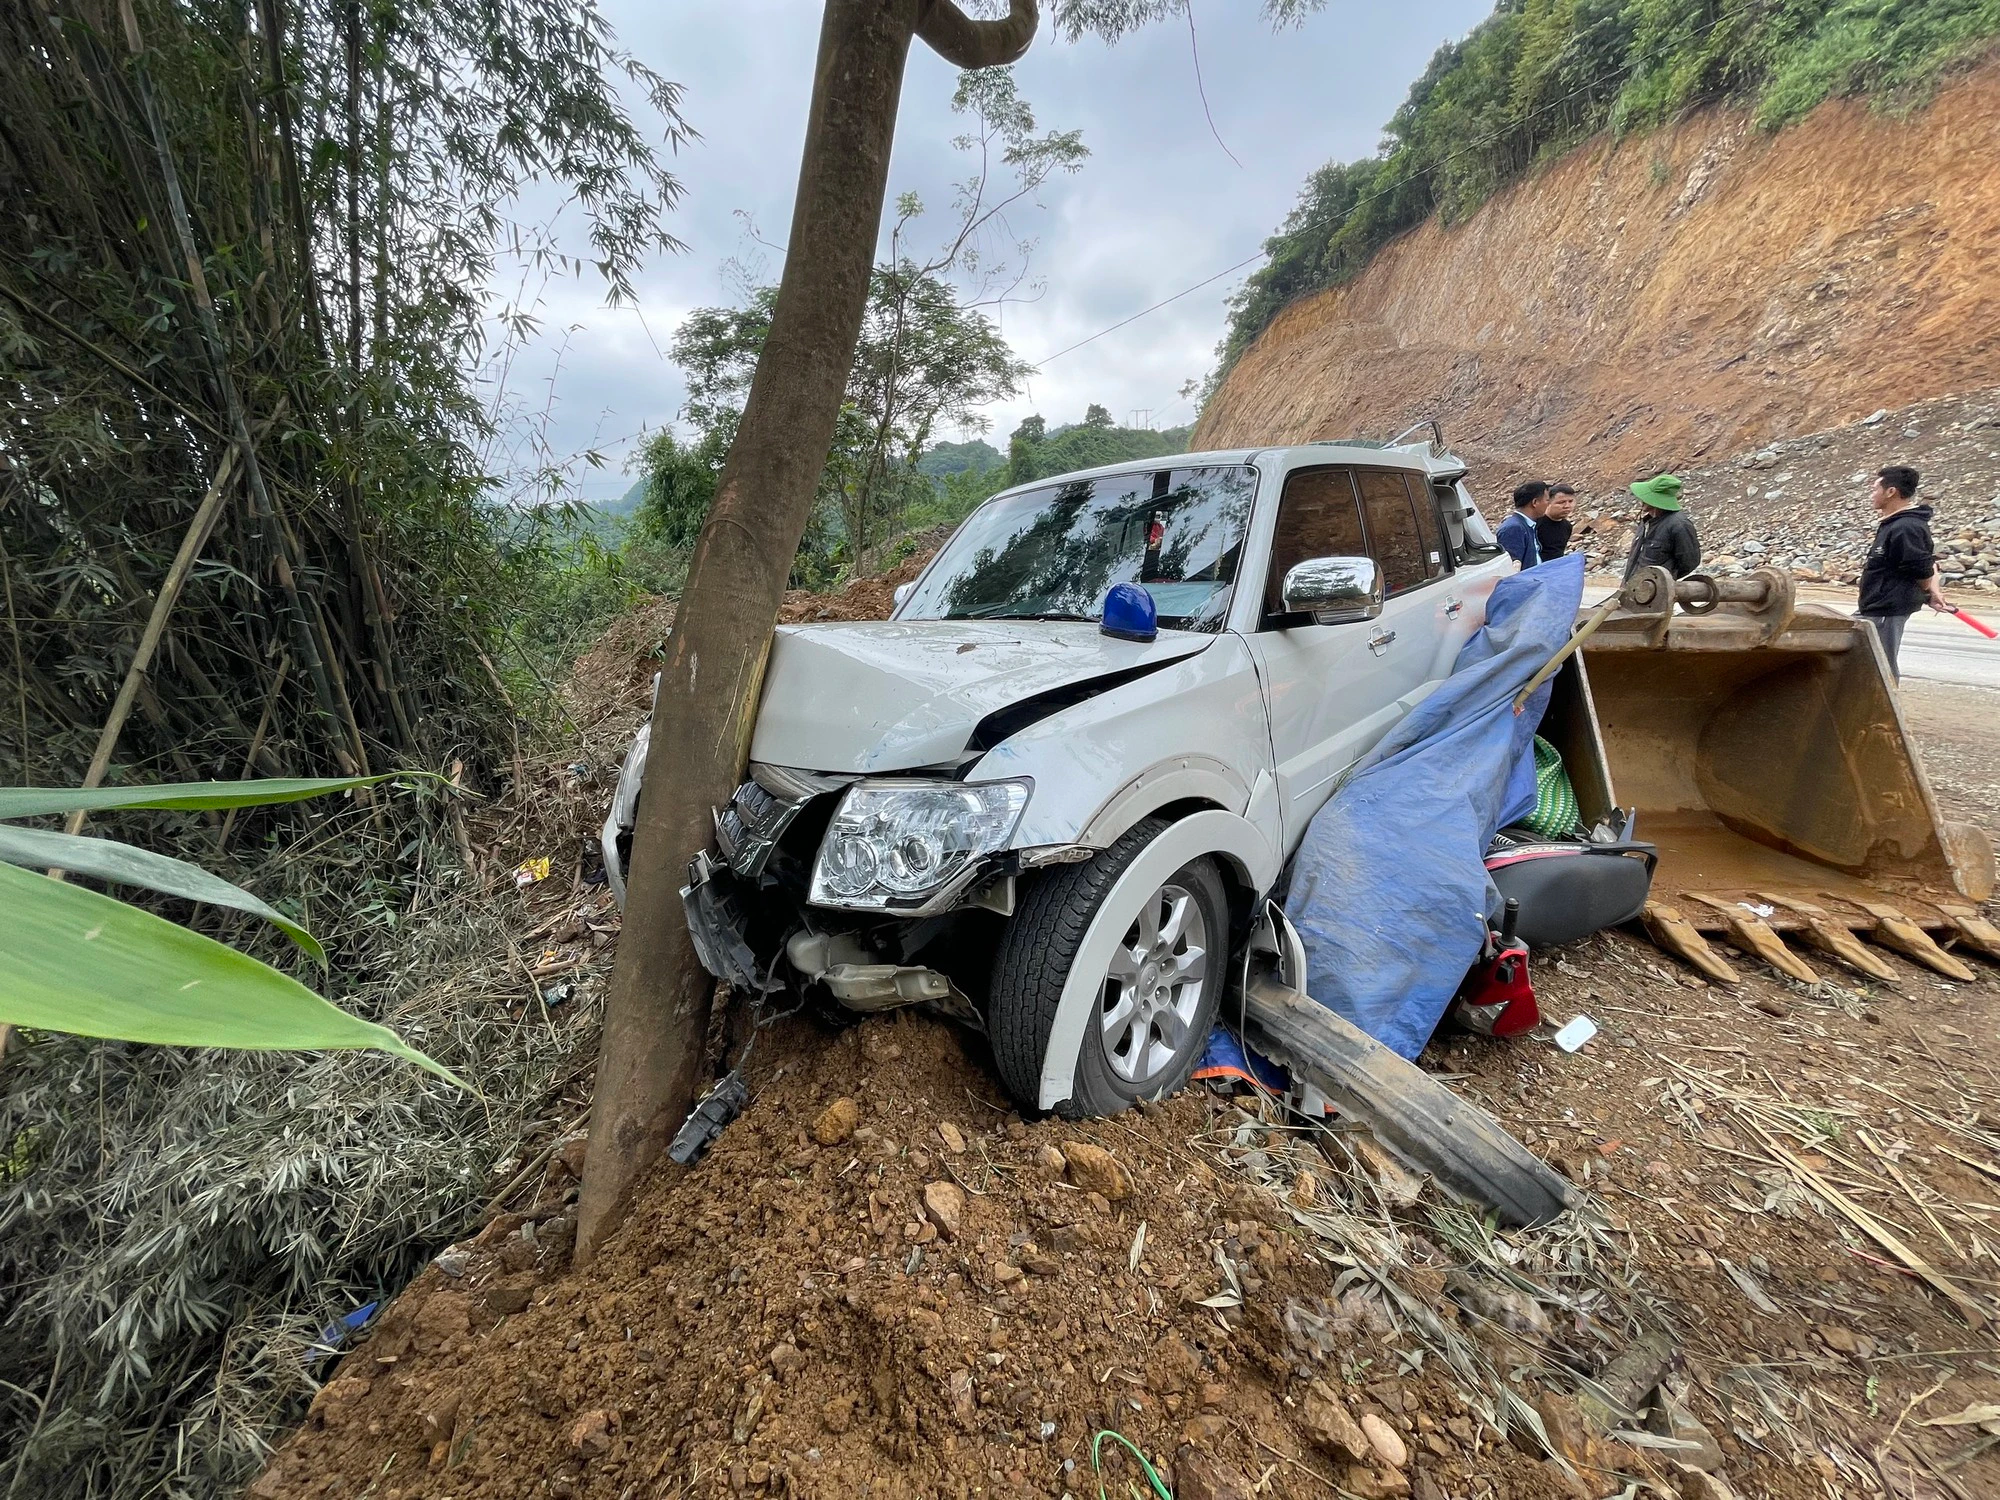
[1263,467,1367,621]
[1411,476,1451,578]
[1356,469,1428,596]
[1431,481,1469,563]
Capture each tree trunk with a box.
[575,0,922,1260]
[575,0,1040,1262]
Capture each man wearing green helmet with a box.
[1622,473,1701,581]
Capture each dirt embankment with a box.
[250,551,2000,1500]
[249,931,2000,1500]
[1195,57,2000,498]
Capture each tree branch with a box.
[918,0,1039,69]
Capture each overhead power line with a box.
[1034,0,1768,367]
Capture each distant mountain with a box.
[1005,418,1196,486]
[917,439,1004,478]
[598,479,646,519]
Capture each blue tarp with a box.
[1284,553,1588,1058]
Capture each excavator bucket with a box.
[1577,566,1995,982]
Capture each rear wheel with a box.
[989,818,1228,1117]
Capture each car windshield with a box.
[899,465,1256,633]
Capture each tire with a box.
[989,817,1229,1117]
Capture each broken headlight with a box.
[809,779,1030,910]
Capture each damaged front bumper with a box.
[673,769,1096,1018]
[682,846,972,1015]
[680,849,771,992]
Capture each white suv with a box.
[605,434,1506,1117]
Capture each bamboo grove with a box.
[0,0,688,796]
[0,2,687,1493]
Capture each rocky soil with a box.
[1196,55,2000,499]
[248,893,2000,1500]
[249,556,2000,1500]
[1551,388,2000,591]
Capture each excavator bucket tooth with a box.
[1755,892,1902,982]
[1686,892,1820,984]
[1851,900,1979,982]
[1935,903,2000,963]
[1641,901,1741,984]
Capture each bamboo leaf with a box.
[0,823,324,963]
[0,861,464,1087]
[0,774,408,820]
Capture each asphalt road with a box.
[1582,576,2000,690]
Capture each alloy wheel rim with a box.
[1098,881,1209,1087]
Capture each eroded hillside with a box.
[1195,58,2000,496]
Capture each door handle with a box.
[1444,598,1463,618]
[1368,628,1397,656]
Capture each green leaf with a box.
[0,774,409,821]
[0,823,325,964]
[0,861,465,1088]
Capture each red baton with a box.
[1941,603,1999,640]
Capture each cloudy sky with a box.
[487,1,1493,503]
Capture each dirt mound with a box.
[1196,57,2000,501]
[250,1015,1611,1500]
[778,532,945,625]
[565,537,945,736]
[248,685,2000,1500]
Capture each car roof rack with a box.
[1387,418,1445,454]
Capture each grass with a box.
[0,759,606,1498]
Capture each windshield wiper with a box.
[952,606,1097,622]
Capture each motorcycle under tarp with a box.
[1285,553,1587,1058]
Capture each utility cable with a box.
[1036,0,1771,365]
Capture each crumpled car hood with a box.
[749,619,1213,773]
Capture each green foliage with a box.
[0,0,689,795]
[1004,413,1195,487]
[1218,0,2000,376]
[0,849,598,1497]
[0,773,463,1083]
[0,0,686,1488]
[1754,0,2000,127]
[917,438,1005,477]
[633,427,729,549]
[836,257,1033,559]
[634,67,1071,583]
[900,456,1014,539]
[501,509,687,682]
[640,261,1028,583]
[633,291,851,586]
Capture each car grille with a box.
[715,776,807,878]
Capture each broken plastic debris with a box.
[1553,1015,1599,1052]
[513,856,551,888]
[1737,901,1776,919]
[303,1300,379,1366]
[668,1070,750,1166]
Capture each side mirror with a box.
[893,581,916,610]
[1280,556,1382,625]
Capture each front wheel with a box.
[989,818,1229,1117]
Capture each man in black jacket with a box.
[1858,464,1945,679]
[1536,482,1577,561]
[1622,473,1700,581]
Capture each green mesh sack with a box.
[1523,735,1582,838]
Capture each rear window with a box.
[1410,476,1449,578]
